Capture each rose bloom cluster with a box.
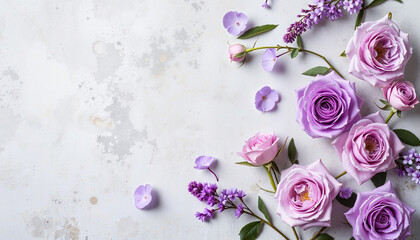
[218,14,419,240]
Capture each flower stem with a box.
[272,167,279,184]
[208,168,219,182]
[385,109,396,124]
[310,227,327,240]
[292,226,299,240]
[266,167,277,192]
[256,184,275,194]
[245,45,344,78]
[335,171,347,179]
[244,211,290,240]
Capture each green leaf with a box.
[302,66,330,76]
[236,161,259,167]
[354,1,365,29]
[288,138,297,164]
[272,161,280,174]
[340,51,347,57]
[366,0,386,8]
[393,129,420,146]
[258,196,271,223]
[239,221,263,240]
[296,34,303,49]
[336,192,357,208]
[350,237,355,240]
[371,171,387,187]
[237,24,278,39]
[379,99,389,105]
[397,110,402,118]
[314,233,334,240]
[365,0,402,9]
[290,48,299,58]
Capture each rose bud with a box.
[237,132,279,166]
[229,44,246,62]
[383,80,419,111]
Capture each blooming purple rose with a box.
[134,184,152,210]
[255,86,280,112]
[223,11,248,36]
[262,48,278,72]
[274,160,342,230]
[383,80,419,111]
[345,181,415,240]
[228,44,246,62]
[238,132,280,166]
[332,112,405,184]
[296,71,363,138]
[346,14,412,87]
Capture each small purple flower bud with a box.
[229,44,246,62]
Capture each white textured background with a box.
[0,0,419,239]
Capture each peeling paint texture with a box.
[1,0,420,239]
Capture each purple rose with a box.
[238,132,279,166]
[228,44,246,62]
[383,80,419,111]
[296,71,363,138]
[346,14,412,87]
[332,112,405,184]
[345,181,415,240]
[274,160,341,230]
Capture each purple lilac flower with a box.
[235,190,246,199]
[255,86,280,112]
[396,168,406,177]
[134,184,153,210]
[223,11,248,36]
[262,48,278,72]
[194,156,219,181]
[412,171,420,184]
[283,0,360,43]
[226,189,237,201]
[195,208,215,222]
[235,204,244,218]
[406,167,415,176]
[261,0,269,8]
[339,187,353,199]
[343,0,363,15]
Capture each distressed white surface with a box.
[0,0,419,239]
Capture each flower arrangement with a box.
[182,1,420,240]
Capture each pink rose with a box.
[332,112,405,184]
[346,15,412,87]
[383,80,419,111]
[274,160,341,230]
[229,44,246,62]
[238,132,279,166]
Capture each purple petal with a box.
[223,11,248,36]
[223,11,238,29]
[134,184,153,210]
[262,48,277,72]
[194,156,216,170]
[261,100,276,112]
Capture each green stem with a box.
[256,184,275,194]
[272,167,279,184]
[385,109,396,124]
[266,167,277,192]
[335,171,347,179]
[292,226,300,240]
[246,45,344,78]
[244,211,290,240]
[310,227,327,240]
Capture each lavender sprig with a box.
[396,149,420,185]
[188,181,291,239]
[284,0,362,43]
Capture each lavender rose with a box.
[332,112,405,184]
[345,181,415,240]
[296,71,363,138]
[346,14,412,87]
[274,160,341,230]
[383,80,419,111]
[238,132,279,166]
